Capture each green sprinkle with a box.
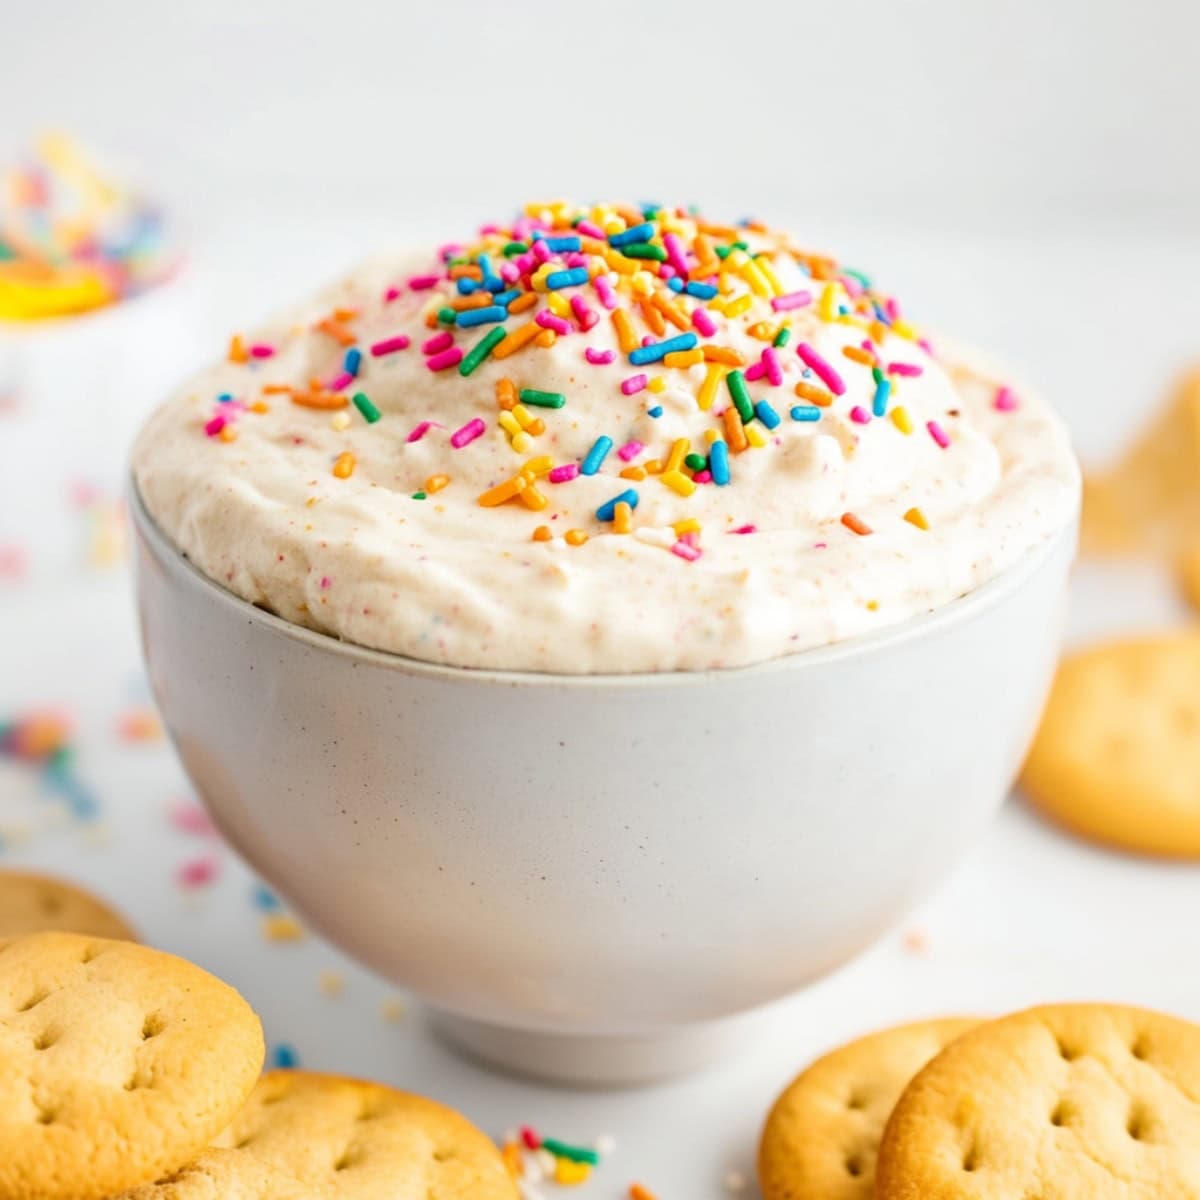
[732,240,749,252]
[518,388,567,409]
[541,1139,600,1166]
[843,267,872,288]
[871,365,885,385]
[458,326,507,377]
[621,243,667,262]
[726,370,754,423]
[503,241,528,256]
[773,327,791,348]
[352,392,382,424]
[641,204,661,219]
[446,255,469,266]
[684,453,707,472]
[411,491,427,500]
[714,244,733,259]
[437,306,457,324]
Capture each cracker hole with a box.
[334,1148,360,1172]
[17,990,49,1014]
[40,894,64,916]
[962,1141,980,1173]
[1050,1101,1070,1127]
[79,945,101,964]
[1055,1037,1080,1062]
[845,1152,864,1178]
[35,1107,56,1125]
[1127,1104,1152,1142]
[1131,1035,1149,1061]
[846,1090,867,1111]
[33,1030,57,1051]
[433,1148,459,1163]
[142,1014,165,1040]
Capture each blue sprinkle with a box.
[477,254,494,280]
[667,277,685,293]
[271,1044,299,1069]
[790,405,822,422]
[541,235,581,253]
[609,222,655,247]
[684,281,719,300]
[872,378,891,417]
[216,392,234,404]
[492,289,520,307]
[456,305,508,327]
[456,277,480,295]
[545,267,589,289]
[754,400,781,430]
[343,347,362,376]
[581,435,614,476]
[595,488,640,521]
[647,405,664,418]
[253,883,282,911]
[709,439,731,485]
[629,332,698,365]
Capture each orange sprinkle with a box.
[841,512,872,536]
[639,297,666,336]
[612,309,638,354]
[502,1142,522,1179]
[261,383,293,395]
[703,346,746,367]
[508,291,538,314]
[425,474,451,494]
[532,525,553,542]
[525,417,546,436]
[663,348,704,369]
[697,221,740,239]
[492,322,541,360]
[448,264,483,280]
[450,292,495,312]
[794,381,834,407]
[291,392,349,410]
[652,293,690,331]
[332,452,356,479]
[630,1185,659,1200]
[620,466,647,481]
[746,321,777,342]
[315,317,356,347]
[869,320,888,342]
[496,378,518,410]
[842,345,875,366]
[228,334,248,364]
[564,529,588,546]
[613,501,633,534]
[218,424,238,443]
[904,506,930,530]
[723,407,749,452]
[643,458,664,475]
[249,400,270,414]
[332,306,359,323]
[478,476,527,507]
[520,484,548,511]
[424,310,440,328]
[534,328,556,348]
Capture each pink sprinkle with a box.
[592,275,618,310]
[383,285,402,303]
[617,440,643,462]
[407,421,435,443]
[371,334,410,357]
[426,347,463,372]
[249,343,275,359]
[586,347,616,365]
[576,219,606,240]
[745,361,767,382]
[621,374,648,395]
[320,576,332,589]
[531,239,552,263]
[693,470,713,483]
[659,264,676,281]
[535,310,571,335]
[564,252,588,269]
[570,294,599,330]
[994,385,1019,412]
[170,802,216,837]
[548,464,580,483]
[888,361,923,377]
[796,343,845,395]
[500,261,520,283]
[450,417,486,448]
[730,524,757,535]
[771,290,813,312]
[680,531,700,548]
[885,297,902,321]
[763,346,784,386]
[641,335,655,347]
[662,232,690,278]
[671,540,702,562]
[479,223,503,236]
[204,414,227,437]
[422,331,453,355]
[840,275,864,299]
[177,856,220,889]
[850,406,871,424]
[408,274,440,290]
[326,370,354,392]
[917,337,936,356]
[692,308,718,337]
[927,420,951,448]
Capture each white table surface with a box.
[2,215,1198,1199]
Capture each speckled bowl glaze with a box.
[132,484,1077,1084]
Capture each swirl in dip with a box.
[134,202,1079,673]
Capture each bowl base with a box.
[427,1007,759,1087]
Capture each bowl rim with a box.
[130,478,1078,690]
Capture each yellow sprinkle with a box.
[661,470,696,497]
[703,429,720,446]
[745,424,768,448]
[510,404,536,429]
[520,484,548,511]
[647,376,666,393]
[547,291,572,318]
[698,364,726,411]
[511,431,534,453]
[330,410,352,431]
[332,451,356,479]
[555,1158,591,1186]
[664,348,704,368]
[498,411,522,437]
[757,256,785,296]
[531,263,555,291]
[620,466,646,481]
[904,506,930,530]
[425,474,450,494]
[818,283,839,322]
[613,501,633,534]
[532,525,553,542]
[521,456,554,478]
[478,476,528,507]
[723,292,753,319]
[892,319,918,340]
[630,271,656,297]
[673,517,701,536]
[891,406,914,435]
[565,529,589,546]
[262,914,305,942]
[739,256,772,297]
[665,437,689,474]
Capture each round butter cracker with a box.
[0,870,137,940]
[0,932,264,1200]
[758,1017,978,1200]
[118,1069,518,1200]
[1021,632,1200,858]
[875,1003,1200,1199]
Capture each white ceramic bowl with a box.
[132,486,1077,1084]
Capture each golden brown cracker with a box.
[0,870,137,940]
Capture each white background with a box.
[4,4,1200,1197]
